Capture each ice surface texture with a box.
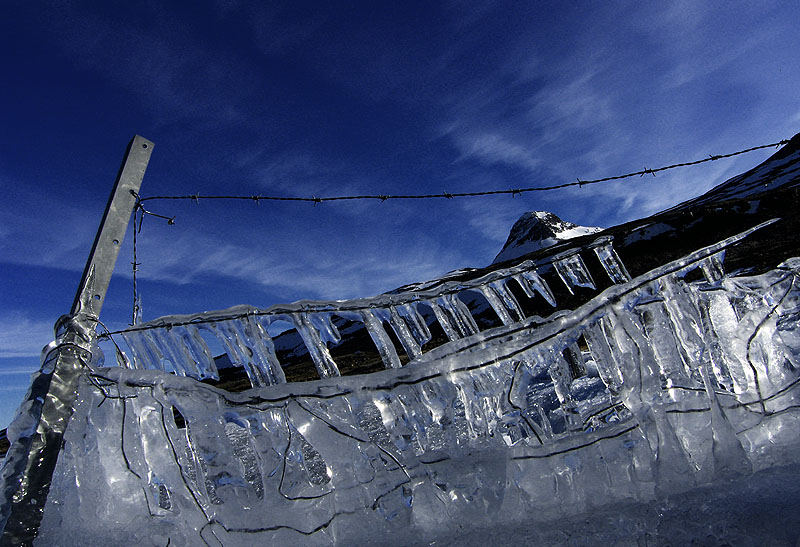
[21,220,800,544]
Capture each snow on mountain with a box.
[492,210,602,264]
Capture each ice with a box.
[441,293,479,336]
[478,280,524,326]
[396,303,432,347]
[582,319,623,391]
[513,270,557,307]
[122,325,218,380]
[241,317,286,385]
[290,312,340,378]
[590,237,631,283]
[385,306,422,360]
[7,220,800,544]
[150,328,192,377]
[636,298,692,392]
[429,293,479,341]
[544,347,582,431]
[211,319,285,387]
[553,250,596,294]
[173,325,218,380]
[309,312,341,345]
[360,309,402,369]
[700,251,726,284]
[429,299,459,341]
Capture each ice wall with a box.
[29,225,800,545]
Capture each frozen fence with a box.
[24,221,800,544]
[111,235,630,386]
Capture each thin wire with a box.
[129,193,175,326]
[131,205,142,326]
[137,139,791,205]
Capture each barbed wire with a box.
[137,139,791,205]
[124,137,792,328]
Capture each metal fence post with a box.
[0,136,153,544]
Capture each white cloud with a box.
[0,314,53,358]
[0,182,97,273]
[118,217,472,302]
[451,132,541,172]
[526,65,614,138]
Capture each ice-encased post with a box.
[0,136,153,544]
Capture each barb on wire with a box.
[129,193,176,325]
[134,138,791,205]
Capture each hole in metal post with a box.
[142,143,148,149]
[112,239,119,245]
[94,294,101,300]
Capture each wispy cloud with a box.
[0,314,53,358]
[1,179,98,272]
[526,65,615,140]
[124,219,471,302]
[449,132,541,172]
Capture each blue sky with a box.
[1,1,799,428]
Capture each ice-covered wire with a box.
[137,139,790,205]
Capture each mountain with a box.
[492,211,602,264]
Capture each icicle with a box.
[437,293,479,338]
[582,320,624,391]
[429,299,459,341]
[151,328,192,377]
[211,321,272,387]
[553,250,596,295]
[514,270,557,307]
[132,295,143,326]
[562,342,587,379]
[309,313,341,345]
[386,306,422,361]
[693,309,753,478]
[120,330,156,370]
[290,312,340,378]
[659,274,708,383]
[398,302,431,346]
[636,300,692,391]
[544,347,581,431]
[608,309,697,494]
[479,280,524,326]
[127,329,169,372]
[479,286,512,326]
[361,309,402,369]
[174,325,218,380]
[701,290,750,394]
[241,316,287,385]
[590,238,631,284]
[696,296,735,392]
[700,251,726,284]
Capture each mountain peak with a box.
[492,210,602,264]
